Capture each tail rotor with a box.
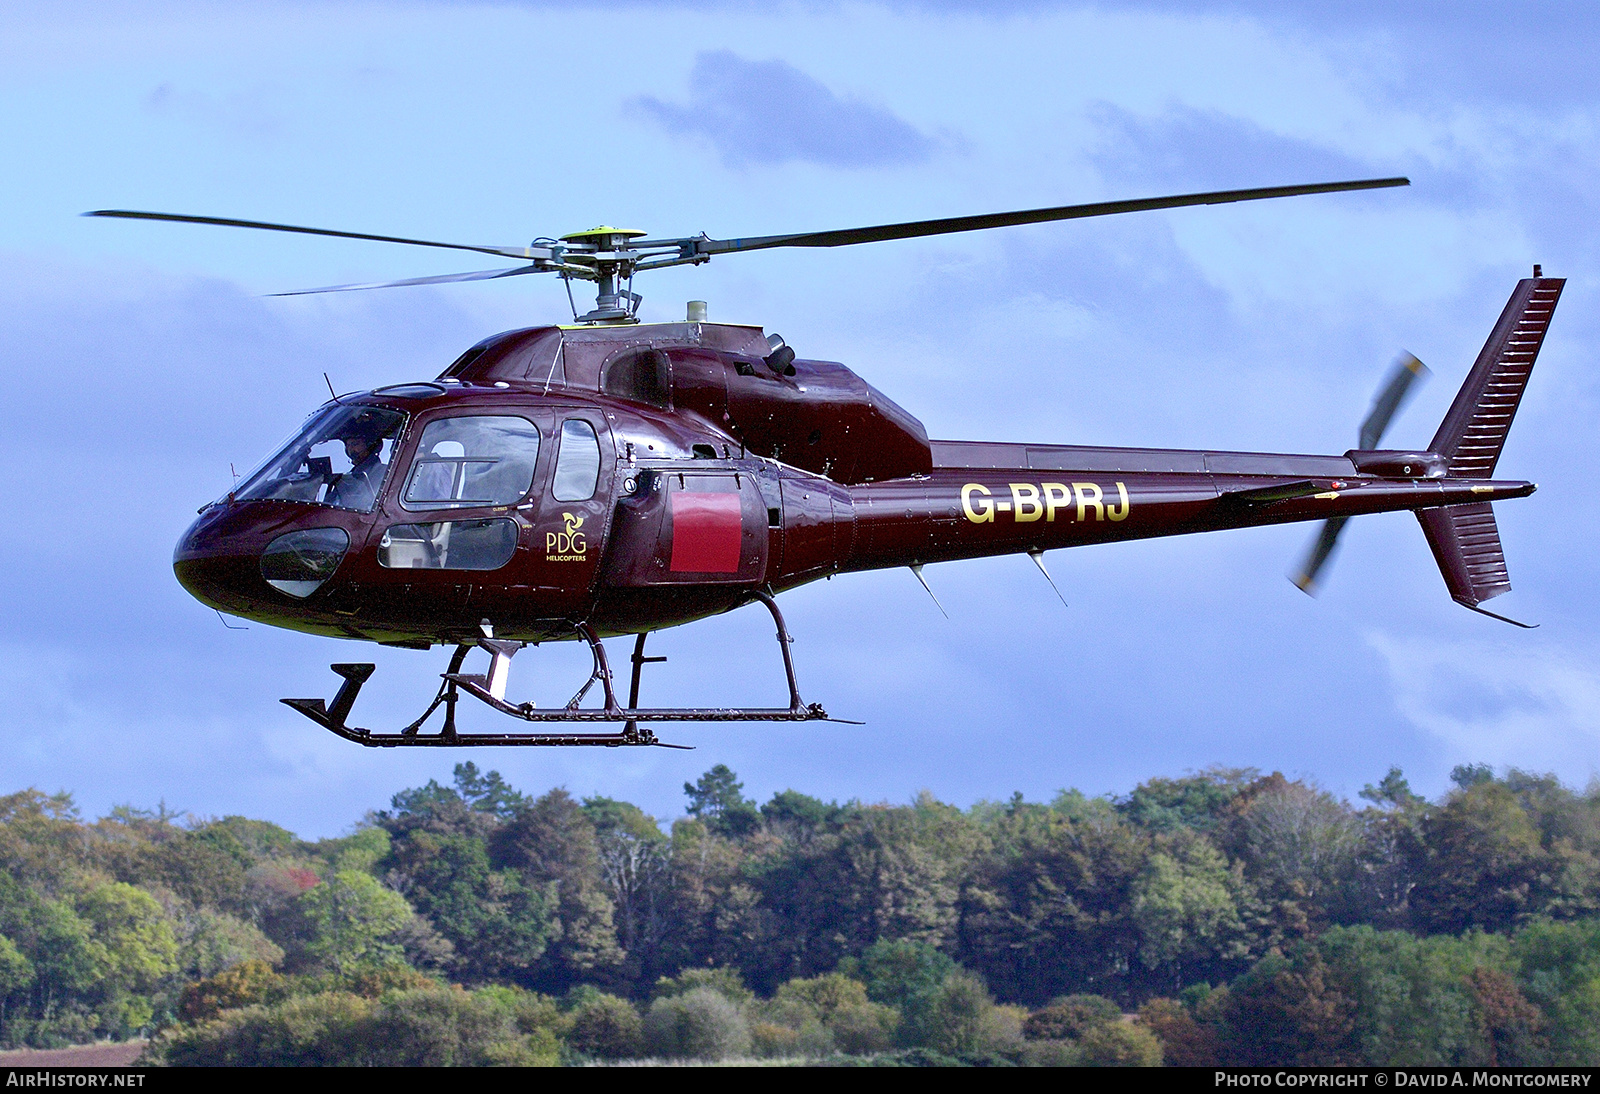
[1291,353,1430,594]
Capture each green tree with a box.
[382,829,555,982]
[90,807,253,917]
[1410,781,1552,934]
[175,907,283,981]
[1352,767,1429,928]
[367,987,556,1066]
[0,791,87,891]
[1227,776,1362,927]
[450,762,528,819]
[1023,993,1120,1041]
[316,826,391,875]
[383,766,503,838]
[490,789,621,990]
[583,797,669,985]
[761,790,842,844]
[744,794,977,990]
[2,886,106,1016]
[1362,767,1425,812]
[0,876,179,1041]
[78,880,178,984]
[684,765,760,838]
[1130,832,1247,992]
[0,933,35,1027]
[643,986,750,1060]
[1315,925,1506,1065]
[154,991,376,1066]
[915,970,1015,1057]
[959,803,1147,1003]
[567,992,643,1059]
[1500,771,1600,922]
[1121,769,1255,833]
[849,937,956,1017]
[295,870,413,974]
[773,972,897,1054]
[1512,918,1600,1064]
[1078,1020,1163,1066]
[652,965,754,1005]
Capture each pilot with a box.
[325,422,388,511]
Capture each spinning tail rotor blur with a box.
[1291,353,1430,595]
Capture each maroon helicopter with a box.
[89,178,1562,748]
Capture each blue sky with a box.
[1,0,1597,836]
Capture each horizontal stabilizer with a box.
[1430,277,1564,477]
[1416,503,1534,627]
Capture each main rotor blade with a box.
[698,177,1409,255]
[268,264,546,297]
[1291,515,1351,596]
[84,210,542,260]
[1358,351,1430,451]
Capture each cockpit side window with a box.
[601,349,670,409]
[552,419,602,502]
[402,415,541,510]
[233,406,405,513]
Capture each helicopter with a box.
[88,177,1563,749]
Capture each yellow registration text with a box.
[961,482,1130,524]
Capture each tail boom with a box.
[832,462,1532,575]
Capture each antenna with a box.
[1028,550,1068,608]
[909,564,948,619]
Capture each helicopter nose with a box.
[174,505,262,614]
[173,503,353,614]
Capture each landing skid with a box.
[282,590,839,747]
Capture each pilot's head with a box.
[340,421,385,467]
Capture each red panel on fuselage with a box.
[670,492,742,573]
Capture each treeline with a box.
[0,761,1598,1064]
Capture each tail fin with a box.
[1416,271,1562,627]
[1416,503,1533,626]
[1429,274,1564,476]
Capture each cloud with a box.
[1090,2,1600,107]
[1087,102,1389,193]
[1368,632,1600,783]
[632,50,937,169]
[143,81,287,140]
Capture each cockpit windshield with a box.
[234,405,406,513]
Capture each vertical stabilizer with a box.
[1413,273,1560,628]
[1429,276,1564,476]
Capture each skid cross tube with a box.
[280,590,837,747]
